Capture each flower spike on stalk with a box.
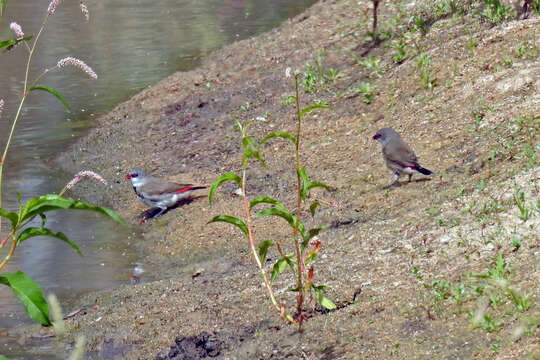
[57,57,98,79]
[80,1,89,21]
[10,23,24,40]
[65,170,107,191]
[47,0,63,15]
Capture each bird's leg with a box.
[408,174,413,182]
[389,172,400,187]
[153,207,167,218]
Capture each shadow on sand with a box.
[139,195,206,222]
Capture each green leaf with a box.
[298,168,331,200]
[271,254,295,282]
[257,208,305,238]
[259,131,297,147]
[0,271,51,325]
[250,149,267,168]
[257,240,274,263]
[16,227,81,255]
[0,208,18,228]
[249,196,287,212]
[29,84,71,111]
[298,168,309,201]
[242,136,256,150]
[256,207,295,228]
[20,194,124,225]
[305,252,317,264]
[299,102,329,118]
[305,181,331,194]
[16,191,22,215]
[209,173,242,204]
[208,215,248,238]
[0,36,32,50]
[0,0,6,15]
[39,213,47,227]
[309,201,320,217]
[0,355,16,360]
[312,284,337,310]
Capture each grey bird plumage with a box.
[373,128,432,186]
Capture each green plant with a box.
[416,53,435,89]
[301,52,338,93]
[511,236,521,250]
[470,311,500,332]
[208,68,335,325]
[506,287,531,312]
[356,82,376,104]
[326,68,341,82]
[409,15,431,35]
[532,0,540,13]
[513,188,532,221]
[502,53,512,67]
[467,35,476,56]
[479,0,514,23]
[354,55,384,78]
[431,279,452,302]
[515,36,538,60]
[0,1,124,327]
[391,39,407,63]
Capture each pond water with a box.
[0,0,316,357]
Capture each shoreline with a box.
[47,0,540,358]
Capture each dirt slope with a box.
[54,0,539,358]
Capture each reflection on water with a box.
[0,0,316,348]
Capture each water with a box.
[0,0,315,357]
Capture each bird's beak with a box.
[373,134,381,140]
[125,174,132,179]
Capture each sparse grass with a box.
[513,188,532,221]
[478,0,514,24]
[354,55,384,78]
[515,36,538,60]
[355,82,376,104]
[416,52,436,89]
[391,39,407,63]
[302,52,340,93]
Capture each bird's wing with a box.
[142,177,195,196]
[383,140,418,167]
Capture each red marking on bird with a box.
[125,174,132,179]
[176,187,192,194]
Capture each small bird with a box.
[125,168,206,219]
[372,128,432,186]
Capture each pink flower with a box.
[47,0,62,14]
[57,57,97,79]
[10,22,24,39]
[65,170,108,191]
[0,99,4,116]
[79,1,89,21]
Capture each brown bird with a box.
[125,168,206,218]
[373,128,432,186]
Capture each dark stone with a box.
[155,331,223,360]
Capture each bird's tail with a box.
[415,165,432,176]
[175,185,207,194]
